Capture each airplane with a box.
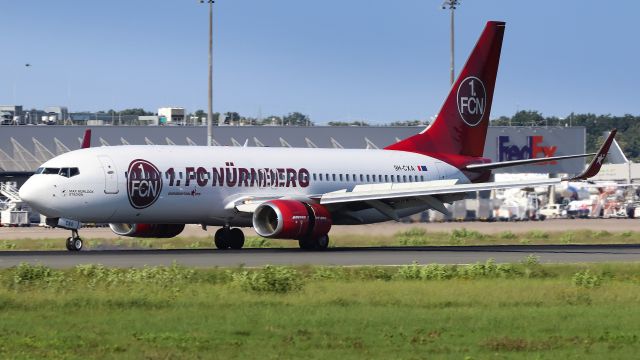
[18,21,617,252]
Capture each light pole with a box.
[441,0,459,85]
[200,0,215,146]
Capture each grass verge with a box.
[2,229,640,250]
[1,261,640,358]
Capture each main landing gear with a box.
[298,235,330,250]
[214,227,245,250]
[65,230,83,252]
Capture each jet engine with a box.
[252,200,332,239]
[109,223,185,238]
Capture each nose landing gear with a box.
[65,230,83,252]
[214,227,245,250]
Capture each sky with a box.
[1,0,638,124]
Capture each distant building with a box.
[157,107,185,125]
[0,105,23,125]
[44,106,69,124]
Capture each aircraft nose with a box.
[19,178,58,216]
[18,180,36,203]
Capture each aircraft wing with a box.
[231,178,560,218]
[314,178,559,220]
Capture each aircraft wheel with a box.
[229,228,245,249]
[214,228,230,250]
[316,235,330,250]
[67,237,83,251]
[65,237,74,251]
[298,238,315,250]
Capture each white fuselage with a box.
[19,146,470,226]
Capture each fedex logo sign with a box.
[498,136,557,164]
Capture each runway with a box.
[1,244,640,268]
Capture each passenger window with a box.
[366,175,370,182]
[403,175,407,182]
[319,174,323,181]
[378,175,382,182]
[339,174,343,181]
[385,175,389,182]
[313,173,317,181]
[360,174,364,182]
[332,174,336,181]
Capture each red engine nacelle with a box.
[252,200,332,239]
[109,223,185,238]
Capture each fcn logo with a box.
[457,76,487,127]
[127,159,162,209]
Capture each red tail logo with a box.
[457,76,486,127]
[385,21,505,161]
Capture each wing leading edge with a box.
[319,178,560,205]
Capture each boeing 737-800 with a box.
[18,21,616,251]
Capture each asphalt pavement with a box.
[1,244,640,268]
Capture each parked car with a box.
[539,204,563,219]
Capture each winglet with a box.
[566,129,617,181]
[81,129,91,149]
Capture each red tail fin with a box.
[81,129,91,149]
[385,21,505,158]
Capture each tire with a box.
[72,237,83,251]
[65,237,74,251]
[229,228,245,249]
[316,235,329,250]
[298,238,315,250]
[214,228,230,249]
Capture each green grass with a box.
[4,229,640,251]
[1,262,640,358]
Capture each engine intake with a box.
[253,200,331,239]
[109,223,185,238]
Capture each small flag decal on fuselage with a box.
[417,165,428,171]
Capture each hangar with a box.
[0,125,586,179]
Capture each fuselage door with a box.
[98,155,119,194]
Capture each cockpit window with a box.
[39,167,79,177]
[59,167,80,178]
[42,167,60,175]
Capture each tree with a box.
[283,112,312,126]
[223,112,240,125]
[511,110,545,126]
[119,108,153,116]
[328,121,369,126]
[389,120,426,126]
